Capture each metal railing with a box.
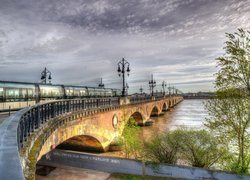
[17,98,119,150]
[129,95,152,103]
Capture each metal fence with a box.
[17,98,119,150]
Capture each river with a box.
[140,99,208,141]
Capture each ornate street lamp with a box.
[126,83,129,96]
[172,86,175,95]
[149,74,156,97]
[98,78,105,88]
[139,86,143,95]
[175,88,178,95]
[162,81,167,96]
[117,58,130,97]
[41,67,52,84]
[168,84,172,96]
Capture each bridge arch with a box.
[162,102,168,111]
[150,105,161,117]
[56,135,105,152]
[38,119,116,160]
[129,111,144,125]
[168,100,173,108]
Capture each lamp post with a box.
[98,78,105,88]
[139,86,143,95]
[41,67,52,84]
[117,58,130,97]
[162,81,167,96]
[149,74,156,97]
[172,86,175,95]
[168,84,171,96]
[126,83,129,96]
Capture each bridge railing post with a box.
[23,115,28,142]
[75,100,78,110]
[26,112,31,136]
[30,109,35,132]
[73,100,76,111]
[83,99,86,109]
[77,100,80,110]
[17,123,21,150]
[58,101,62,115]
[36,107,41,128]
[57,101,63,114]
[71,100,74,111]
[64,101,67,112]
[108,99,112,106]
[85,99,88,109]
[88,99,90,109]
[51,102,55,118]
[67,101,70,112]
[43,104,47,123]
[19,118,24,148]
[88,99,91,109]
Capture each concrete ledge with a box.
[39,149,250,180]
[0,108,29,180]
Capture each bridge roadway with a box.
[0,96,183,179]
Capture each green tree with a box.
[144,130,181,164]
[119,117,142,159]
[216,28,250,93]
[205,29,250,174]
[144,129,223,168]
[177,129,225,168]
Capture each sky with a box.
[0,0,250,93]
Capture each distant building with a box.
[183,92,214,99]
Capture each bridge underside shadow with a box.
[56,135,105,152]
[150,106,161,117]
[130,112,144,126]
[162,103,168,112]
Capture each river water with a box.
[140,99,208,141]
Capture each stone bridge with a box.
[0,96,183,179]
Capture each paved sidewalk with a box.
[0,112,16,124]
[36,166,112,180]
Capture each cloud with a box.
[0,0,249,93]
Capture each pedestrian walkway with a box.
[0,112,15,124]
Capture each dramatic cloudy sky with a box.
[0,0,250,93]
